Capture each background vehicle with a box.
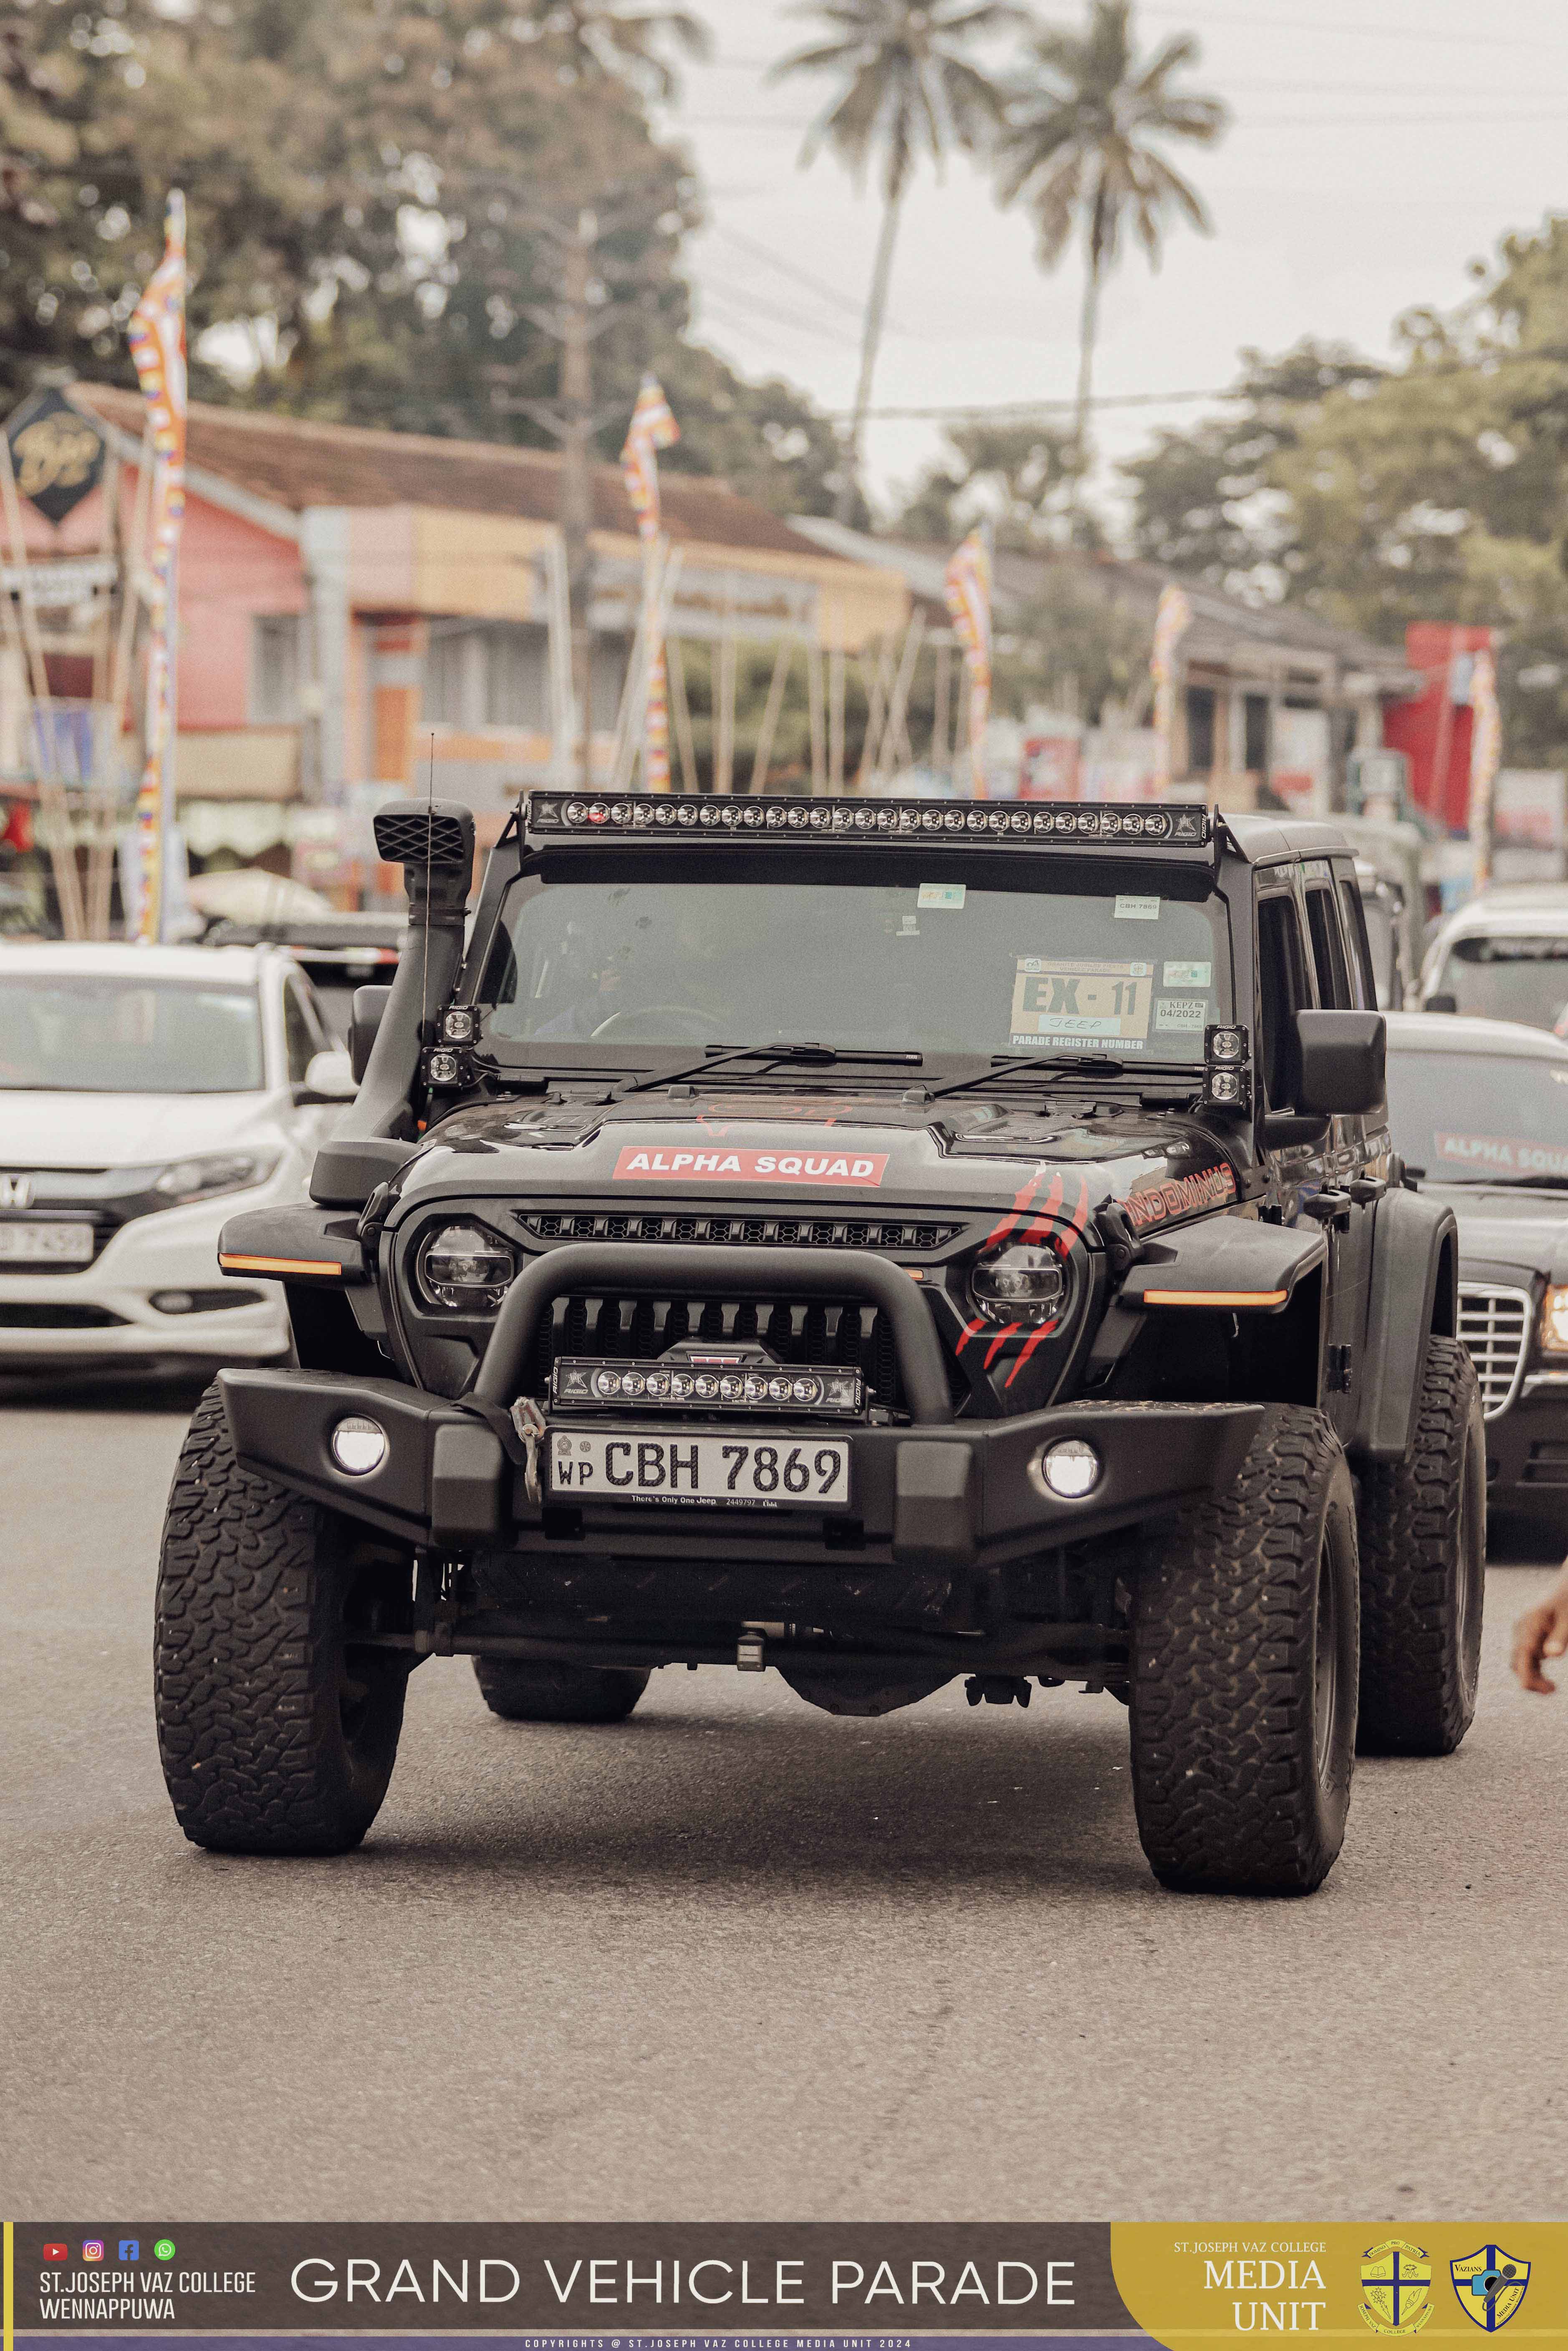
[1328,814,1429,1008]
[0,942,354,1368]
[154,796,1479,1898]
[1386,1009,1568,1527]
[203,913,405,1041]
[1419,885,1568,1029]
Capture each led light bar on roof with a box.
[526,791,1212,849]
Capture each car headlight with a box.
[1542,1286,1568,1353]
[417,1221,515,1311]
[968,1242,1067,1327]
[152,1150,280,1206]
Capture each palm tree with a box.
[996,0,1226,479]
[773,1,1025,521]
[543,3,712,103]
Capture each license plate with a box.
[0,1221,96,1264]
[549,1427,851,1509]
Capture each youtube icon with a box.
[42,2244,67,2263]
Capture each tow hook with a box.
[965,1674,1033,1708]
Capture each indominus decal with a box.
[1121,1162,1236,1231]
[611,1145,889,1186]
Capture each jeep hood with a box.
[393,1087,1245,1231]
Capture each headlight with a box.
[417,1221,515,1311]
[152,1150,280,1206]
[968,1243,1066,1327]
[1542,1286,1568,1353]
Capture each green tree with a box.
[538,2,711,101]
[995,0,1226,475]
[771,0,1023,521]
[892,417,1088,546]
[1121,341,1386,594]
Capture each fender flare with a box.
[1349,1186,1458,1464]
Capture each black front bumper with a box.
[1482,1379,1568,1515]
[218,1366,1262,1570]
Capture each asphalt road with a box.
[3,1368,1565,2223]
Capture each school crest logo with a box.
[1361,2241,1433,2334]
[1451,2247,1530,2331]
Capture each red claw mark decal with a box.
[1004,1175,1091,1389]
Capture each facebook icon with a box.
[119,2242,139,2261]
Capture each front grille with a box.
[1457,1283,1531,1419]
[526,1293,906,1409]
[523,1209,961,1251]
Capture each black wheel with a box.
[155,1383,412,1855]
[473,1657,650,1722]
[1130,1403,1359,1896]
[1356,1332,1485,1756]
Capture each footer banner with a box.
[2,2225,1561,2348]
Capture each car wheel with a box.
[1355,1333,1485,1755]
[1130,1403,1359,1896]
[155,1382,413,1853]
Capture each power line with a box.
[1138,2,1561,44]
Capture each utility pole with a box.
[484,179,669,786]
[558,210,596,784]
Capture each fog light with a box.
[151,1289,195,1314]
[1031,1437,1101,1501]
[330,1415,388,1476]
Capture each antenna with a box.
[421,730,435,1047]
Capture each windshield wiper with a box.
[612,1041,922,1102]
[922,1051,1131,1103]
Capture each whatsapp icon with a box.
[153,2241,175,2262]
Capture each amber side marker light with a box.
[1142,1286,1289,1309]
[219,1252,343,1278]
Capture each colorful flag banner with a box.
[127,190,188,941]
[944,526,992,797]
[1150,581,1192,794]
[621,375,680,792]
[1468,645,1502,890]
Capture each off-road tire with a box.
[155,1383,412,1854]
[1130,1403,1359,1896]
[473,1657,650,1722]
[1356,1333,1485,1756]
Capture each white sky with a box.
[655,0,1568,529]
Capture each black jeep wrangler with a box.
[155,791,1482,1894]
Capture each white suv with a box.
[1419,886,1568,1032]
[0,942,354,1368]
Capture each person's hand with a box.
[1512,1570,1568,1692]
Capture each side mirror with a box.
[348,984,394,1084]
[1295,1008,1386,1116]
[1424,991,1458,1015]
[294,1047,358,1105]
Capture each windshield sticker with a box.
[918,882,966,909]
[612,1145,889,1187]
[1010,956,1153,1050]
[1433,1130,1568,1178]
[1155,995,1207,1031]
[1114,894,1161,921]
[1121,1163,1237,1231]
[1163,959,1212,988]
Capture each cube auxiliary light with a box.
[1202,1022,1252,1115]
[527,790,1213,849]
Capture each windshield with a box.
[1360,895,1397,1008]
[1387,1044,1568,1182]
[0,976,265,1094]
[1433,933,1568,1030]
[482,870,1230,1063]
